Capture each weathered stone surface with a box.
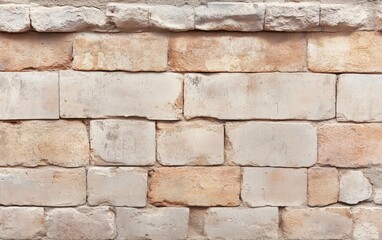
[204,207,279,239]
[88,167,147,206]
[337,74,382,122]
[0,72,59,120]
[31,6,108,32]
[106,3,149,31]
[0,121,88,167]
[157,121,224,166]
[90,120,155,165]
[0,33,72,71]
[116,207,189,240]
[169,32,306,72]
[60,71,183,119]
[353,207,382,240]
[0,207,44,240]
[320,4,374,31]
[339,170,372,204]
[375,189,382,204]
[195,3,264,31]
[375,5,382,31]
[308,168,339,206]
[149,5,194,31]
[46,207,115,240]
[242,167,307,206]
[318,124,382,167]
[265,2,319,31]
[226,121,316,167]
[282,207,353,239]
[184,73,335,120]
[0,168,86,206]
[149,167,241,206]
[0,4,30,32]
[73,33,168,71]
[308,32,382,73]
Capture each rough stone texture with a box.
[90,120,155,165]
[149,5,194,31]
[157,121,224,166]
[116,207,189,240]
[0,72,59,120]
[0,32,72,71]
[195,2,265,31]
[375,5,382,31]
[45,207,115,240]
[169,32,306,72]
[281,207,353,239]
[0,207,44,240]
[184,73,335,120]
[0,4,30,32]
[265,2,320,31]
[337,74,382,122]
[31,5,109,32]
[87,167,147,207]
[308,168,339,206]
[0,168,86,206]
[0,121,88,167]
[353,207,382,240]
[374,189,382,204]
[242,167,307,206]
[204,207,279,239]
[106,3,149,31]
[149,167,241,206]
[60,71,183,119]
[308,32,382,73]
[73,33,168,71]
[320,4,374,31]
[318,124,382,167]
[339,170,372,204]
[226,121,316,167]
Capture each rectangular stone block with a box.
[308,32,382,73]
[318,124,382,167]
[157,121,224,165]
[0,33,72,71]
[106,3,149,31]
[73,33,168,71]
[46,207,115,240]
[149,5,194,31]
[308,167,339,206]
[0,4,30,32]
[60,71,183,119]
[242,167,307,206]
[226,121,316,167]
[204,207,279,239]
[90,120,155,165]
[148,167,241,206]
[0,207,44,240]
[353,207,382,240]
[87,167,147,207]
[0,72,59,120]
[185,73,336,120]
[116,208,188,240]
[337,74,382,122]
[169,32,306,72]
[0,120,89,167]
[0,167,86,206]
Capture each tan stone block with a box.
[308,32,382,73]
[281,207,353,239]
[148,167,241,206]
[318,124,382,167]
[0,121,88,167]
[308,167,339,206]
[339,170,372,204]
[353,207,382,240]
[169,32,306,72]
[0,33,72,71]
[157,121,224,166]
[0,168,86,206]
[73,33,168,71]
[242,167,307,206]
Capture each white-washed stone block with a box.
[106,3,149,31]
[0,4,30,32]
[149,5,194,31]
[339,170,372,204]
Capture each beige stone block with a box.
[148,167,241,206]
[0,4,30,32]
[308,167,339,206]
[353,207,382,240]
[157,121,224,166]
[339,170,372,204]
[106,3,149,31]
[149,5,194,31]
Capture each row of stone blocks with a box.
[1,2,382,32]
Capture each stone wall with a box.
[1,1,382,240]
